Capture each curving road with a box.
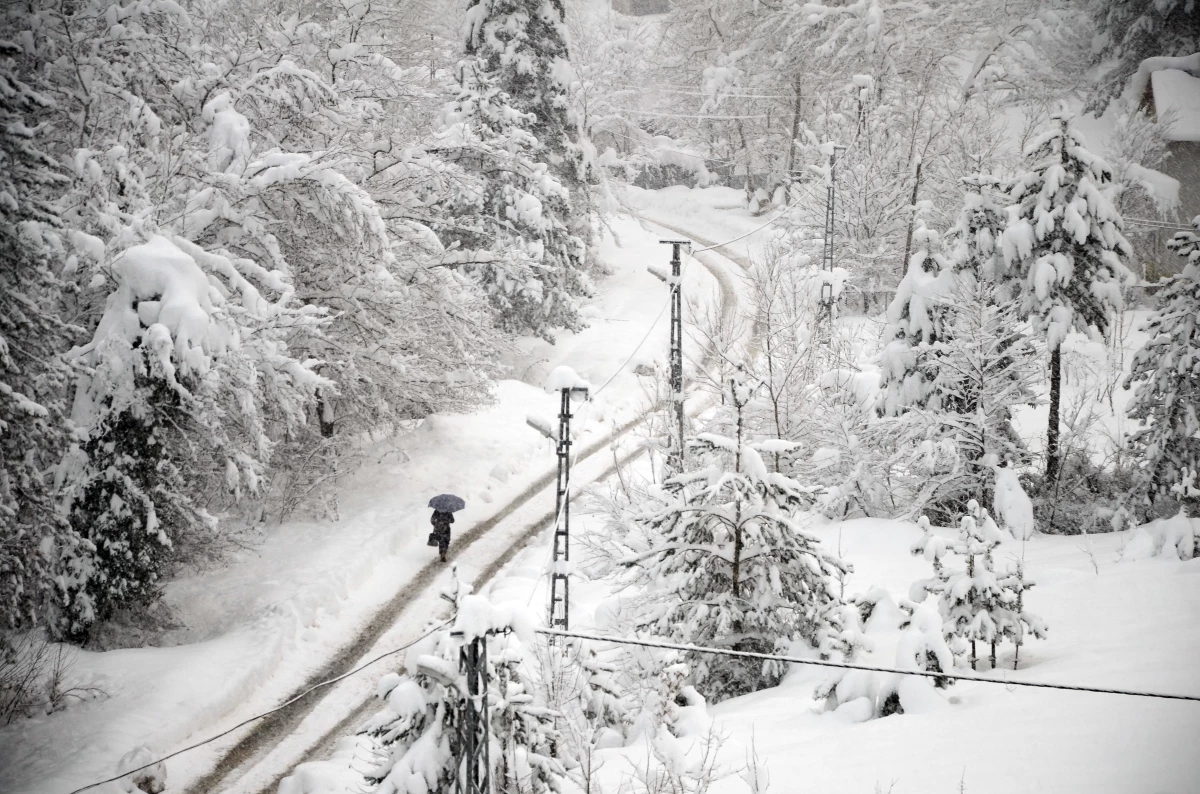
[183,212,758,794]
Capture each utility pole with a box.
[549,385,588,633]
[820,145,846,310]
[456,633,490,794]
[653,240,690,474]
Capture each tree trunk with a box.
[784,73,803,200]
[899,159,923,278]
[316,389,335,438]
[1046,345,1061,485]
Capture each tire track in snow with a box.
[185,214,755,794]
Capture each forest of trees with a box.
[2,0,1198,758]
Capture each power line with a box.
[1125,217,1194,231]
[619,108,779,121]
[604,83,809,100]
[65,620,452,794]
[536,627,1200,704]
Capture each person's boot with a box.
[439,548,447,563]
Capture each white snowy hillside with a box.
[3,1,1200,794]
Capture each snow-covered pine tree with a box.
[894,278,1041,515]
[1000,113,1132,486]
[994,558,1047,669]
[938,502,1008,670]
[877,177,1039,516]
[0,42,81,633]
[438,0,592,339]
[438,56,587,339]
[1125,217,1200,512]
[946,171,1010,284]
[879,205,956,415]
[622,369,848,702]
[358,581,567,794]
[465,0,593,200]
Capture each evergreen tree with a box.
[946,172,1010,284]
[1000,113,1131,486]
[440,0,593,339]
[880,207,956,415]
[994,558,1047,669]
[879,178,1039,515]
[622,370,848,702]
[465,0,592,196]
[61,235,323,641]
[936,502,1009,670]
[1125,217,1200,511]
[895,279,1041,515]
[0,41,80,632]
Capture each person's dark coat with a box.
[431,510,454,553]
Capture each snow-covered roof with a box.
[1124,53,1200,107]
[1151,69,1200,142]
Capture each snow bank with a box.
[1120,511,1199,561]
[992,465,1035,539]
[276,737,365,794]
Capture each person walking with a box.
[430,509,454,562]
[427,493,466,563]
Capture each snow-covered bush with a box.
[1120,487,1199,562]
[619,370,848,702]
[992,465,1037,540]
[1125,218,1200,513]
[813,590,956,720]
[346,581,566,794]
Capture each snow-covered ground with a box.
[7,188,1198,794]
[281,448,1200,794]
[0,198,743,794]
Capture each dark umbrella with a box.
[428,493,466,512]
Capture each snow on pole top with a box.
[544,364,591,393]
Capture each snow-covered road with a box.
[0,191,769,794]
[189,206,758,794]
